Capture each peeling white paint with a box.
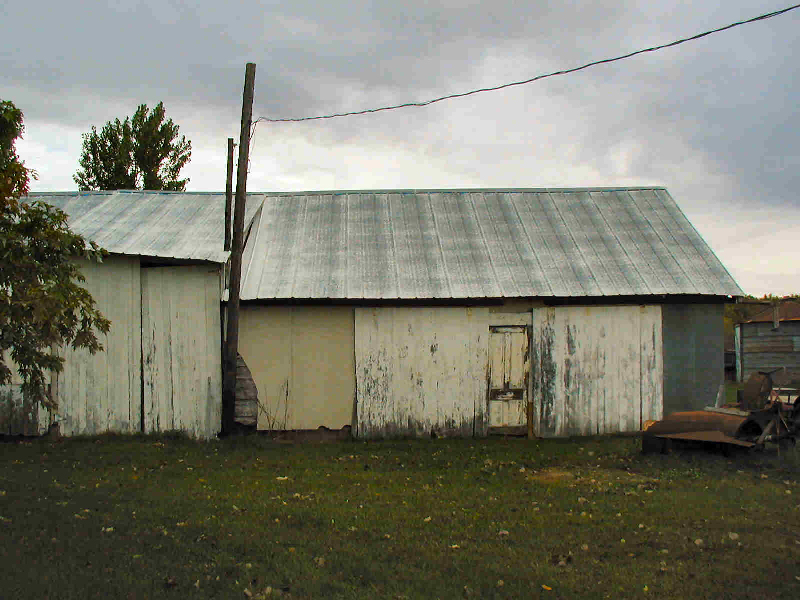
[488,325,529,428]
[532,305,663,437]
[355,306,488,438]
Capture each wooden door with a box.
[488,325,529,428]
[141,266,222,438]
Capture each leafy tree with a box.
[1,100,110,408]
[74,102,191,191]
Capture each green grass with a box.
[0,433,798,599]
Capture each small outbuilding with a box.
[735,300,800,386]
[237,188,742,438]
[2,191,257,438]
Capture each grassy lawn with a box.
[0,433,798,599]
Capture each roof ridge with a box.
[28,187,668,197]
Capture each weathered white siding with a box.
[57,256,142,436]
[532,305,663,437]
[8,257,224,439]
[0,353,48,435]
[142,266,222,439]
[355,306,489,438]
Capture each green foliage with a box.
[74,102,191,191]
[1,99,110,408]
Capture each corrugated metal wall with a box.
[355,306,489,438]
[532,305,663,437]
[142,266,222,439]
[662,304,724,413]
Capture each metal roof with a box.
[746,300,800,323]
[28,191,264,264]
[240,188,743,300]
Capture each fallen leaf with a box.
[314,556,325,567]
[275,476,288,481]
[498,530,509,537]
[450,544,460,549]
[423,516,432,523]
[694,539,704,547]
[728,532,740,541]
[542,584,552,591]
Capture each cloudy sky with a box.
[4,1,799,296]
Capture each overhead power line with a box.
[257,3,800,123]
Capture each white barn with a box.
[237,188,742,438]
[2,191,257,439]
[2,187,742,440]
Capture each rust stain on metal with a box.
[645,411,753,439]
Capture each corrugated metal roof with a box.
[28,191,264,264]
[240,188,743,300]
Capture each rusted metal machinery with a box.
[642,368,800,453]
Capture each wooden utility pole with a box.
[222,62,256,435]
[224,137,235,252]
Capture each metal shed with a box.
[2,191,259,439]
[237,188,742,438]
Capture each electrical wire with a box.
[256,3,800,123]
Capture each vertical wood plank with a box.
[57,256,140,436]
[532,305,663,437]
[355,306,488,438]
[142,266,222,439]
